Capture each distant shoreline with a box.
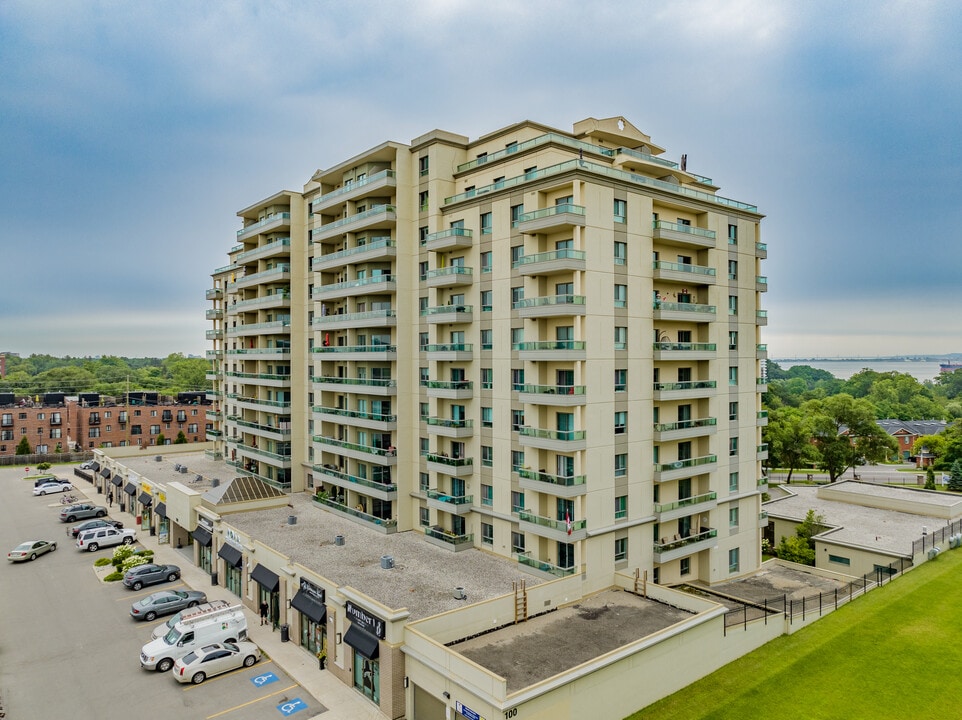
[773,356,960,363]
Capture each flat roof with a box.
[765,484,946,556]
[451,588,692,692]
[120,452,228,494]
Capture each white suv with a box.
[76,526,136,552]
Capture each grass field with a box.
[629,549,962,720]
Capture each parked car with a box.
[172,641,261,684]
[123,563,181,591]
[8,540,57,562]
[34,476,72,488]
[59,504,107,523]
[79,461,95,470]
[130,590,208,622]
[33,481,74,496]
[76,526,136,552]
[68,518,124,538]
[150,600,231,639]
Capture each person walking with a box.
[107,491,114,507]
[259,600,269,626]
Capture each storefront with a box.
[138,491,153,534]
[291,579,326,660]
[191,525,213,574]
[154,502,169,544]
[99,467,111,495]
[251,564,280,628]
[124,482,138,519]
[344,601,383,705]
[111,475,123,509]
[217,542,243,597]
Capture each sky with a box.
[1,0,961,360]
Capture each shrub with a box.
[94,557,113,567]
[37,462,51,471]
[112,543,137,569]
[122,555,149,573]
[104,571,124,582]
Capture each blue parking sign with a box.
[251,672,279,687]
[278,698,307,715]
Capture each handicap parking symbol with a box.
[278,698,307,715]
[251,672,279,687]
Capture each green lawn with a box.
[629,550,962,720]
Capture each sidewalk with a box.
[79,480,386,720]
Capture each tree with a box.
[15,437,32,455]
[925,467,936,490]
[776,535,815,565]
[796,509,825,549]
[765,407,818,482]
[174,431,188,444]
[156,433,166,446]
[804,394,884,481]
[948,460,962,492]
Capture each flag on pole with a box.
[565,508,572,535]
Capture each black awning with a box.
[91,462,101,471]
[99,468,111,478]
[343,625,379,659]
[191,527,212,546]
[217,543,243,568]
[154,502,167,518]
[124,482,137,496]
[291,590,326,624]
[138,492,152,506]
[250,563,279,593]
[111,475,123,487]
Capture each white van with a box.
[150,599,231,640]
[140,605,247,672]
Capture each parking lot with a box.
[0,465,324,720]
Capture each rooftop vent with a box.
[334,535,345,546]
[154,456,163,462]
[380,555,394,569]
[211,478,220,488]
[288,515,297,525]
[454,586,466,600]
[179,466,187,474]
[174,464,182,471]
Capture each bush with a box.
[37,462,51,471]
[122,555,149,573]
[104,571,124,582]
[94,557,113,567]
[112,543,137,570]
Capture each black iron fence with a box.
[911,518,962,555]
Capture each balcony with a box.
[423,526,474,552]
[313,274,396,301]
[206,329,223,340]
[652,380,717,401]
[424,452,474,477]
[515,384,586,407]
[422,266,474,288]
[206,309,223,320]
[652,220,716,249]
[756,276,768,292]
[424,227,472,252]
[231,292,291,313]
[312,375,397,396]
[756,309,768,326]
[652,301,716,322]
[653,454,718,482]
[311,205,397,243]
[757,410,769,427]
[424,416,474,438]
[234,264,291,290]
[757,377,769,393]
[653,491,718,523]
[422,304,474,325]
[517,554,578,578]
[652,260,717,286]
[514,294,586,319]
[756,241,768,259]
[313,464,397,501]
[652,342,716,361]
[652,417,717,441]
[517,468,586,498]
[237,212,291,241]
[235,237,291,264]
[206,429,222,440]
[653,528,718,563]
[232,396,291,413]
[311,169,397,213]
[757,443,769,461]
[517,509,586,542]
[206,349,223,359]
[422,343,474,362]
[312,495,397,534]
[515,204,586,234]
[426,489,474,516]
[514,340,586,361]
[421,380,474,400]
[756,343,768,360]
[206,287,224,300]
[314,406,397,431]
[312,344,397,361]
[313,309,396,331]
[313,237,396,271]
[518,426,587,451]
[225,371,291,388]
[313,436,398,465]
[512,248,586,276]
[226,346,290,360]
[227,320,291,337]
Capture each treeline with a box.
[764,363,962,478]
[0,354,209,397]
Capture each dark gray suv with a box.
[123,563,181,591]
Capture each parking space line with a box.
[180,660,274,691]
[205,683,298,719]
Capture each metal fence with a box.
[0,452,91,468]
[912,517,962,555]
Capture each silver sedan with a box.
[171,641,261,684]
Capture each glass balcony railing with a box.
[315,275,395,295]
[421,380,473,391]
[517,509,586,533]
[757,276,768,285]
[314,494,396,527]
[654,455,717,472]
[426,489,473,506]
[226,371,290,381]
[457,132,614,172]
[513,294,586,310]
[517,468,585,487]
[423,343,473,353]
[756,242,767,253]
[653,528,717,552]
[312,205,396,237]
[424,452,473,467]
[653,342,717,352]
[514,341,586,351]
[424,526,473,545]
[653,301,716,314]
[654,491,717,514]
[312,375,395,387]
[236,237,290,262]
[312,464,397,492]
[311,170,396,207]
[422,266,474,281]
[757,410,769,419]
[421,305,473,317]
[313,309,395,326]
[516,203,585,224]
[424,227,473,244]
[512,248,585,269]
[314,406,397,423]
[652,260,716,277]
[237,212,291,237]
[425,417,473,429]
[653,418,717,432]
[515,384,586,396]
[228,417,290,435]
[312,344,396,354]
[653,220,716,239]
[518,427,586,442]
[226,320,290,334]
[757,309,768,320]
[314,237,394,262]
[227,347,290,355]
[615,146,679,168]
[313,436,396,457]
[517,554,577,577]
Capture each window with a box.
[615,369,627,392]
[418,190,429,212]
[678,441,691,460]
[729,472,739,493]
[511,531,525,554]
[420,472,430,492]
[482,445,493,467]
[613,198,626,223]
[510,327,524,346]
[420,403,429,420]
[614,411,627,435]
[680,557,691,576]
[419,226,429,244]
[523,166,537,178]
[419,332,428,349]
[510,244,524,263]
[614,284,627,308]
[188,423,198,433]
[728,224,737,244]
[729,331,738,350]
[729,506,740,527]
[511,409,525,431]
[728,260,738,280]
[728,295,738,316]
[511,491,524,513]
[481,367,493,389]
[729,366,739,386]
[480,212,492,235]
[614,326,627,350]
[830,555,852,566]
[614,240,627,265]
[50,428,62,438]
[481,484,493,507]
[481,290,492,312]
[480,251,492,273]
[420,436,429,454]
[614,537,627,561]
[614,453,627,477]
[419,155,429,176]
[510,204,524,226]
[511,286,524,306]
[728,547,740,573]
[481,407,493,428]
[729,402,738,421]
[512,450,524,472]
[481,522,494,546]
[419,507,430,527]
[150,425,160,435]
[729,437,739,456]
[481,329,493,350]
[88,427,101,438]
[615,495,627,520]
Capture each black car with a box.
[34,476,72,488]
[123,563,181,591]
[68,518,124,538]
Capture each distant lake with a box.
[773,359,950,382]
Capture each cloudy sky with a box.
[2,0,960,360]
